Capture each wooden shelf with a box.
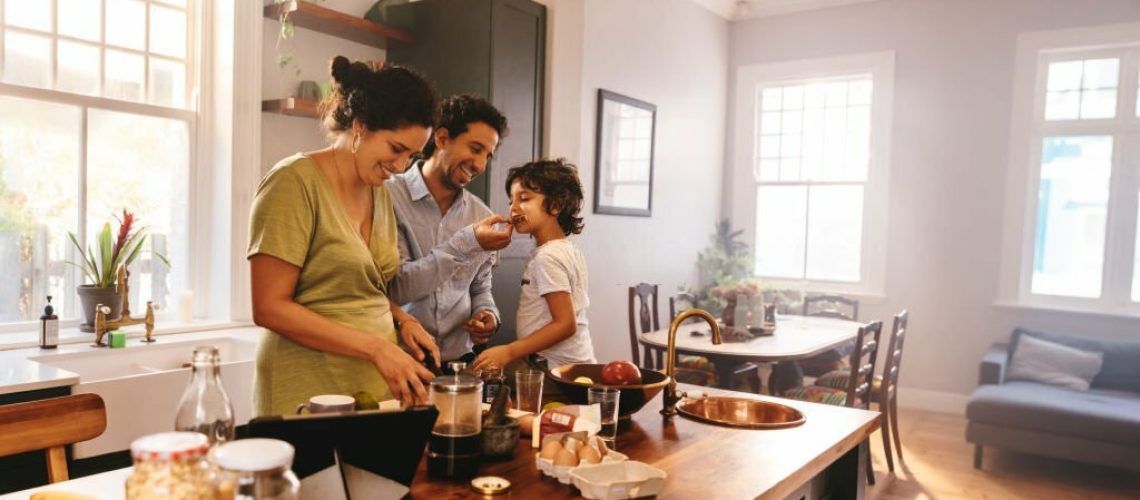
[262,98,321,119]
[263,1,415,49]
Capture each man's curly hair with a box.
[505,158,585,236]
[422,94,508,158]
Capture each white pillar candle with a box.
[179,290,194,324]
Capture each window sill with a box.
[993,300,1140,321]
[0,320,255,351]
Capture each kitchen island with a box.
[412,383,878,499]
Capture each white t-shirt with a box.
[515,239,595,368]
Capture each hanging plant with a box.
[275,0,326,77]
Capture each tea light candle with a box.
[178,290,194,324]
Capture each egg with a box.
[540,440,563,460]
[563,437,580,454]
[553,447,579,467]
[577,443,601,464]
[594,436,609,457]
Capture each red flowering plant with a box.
[67,210,170,288]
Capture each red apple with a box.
[600,360,642,386]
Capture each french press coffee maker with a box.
[426,362,483,479]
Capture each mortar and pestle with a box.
[480,385,519,459]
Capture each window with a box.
[0,0,196,333]
[1002,24,1140,315]
[734,52,893,296]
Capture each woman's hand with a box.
[370,340,435,407]
[472,344,514,373]
[399,318,441,370]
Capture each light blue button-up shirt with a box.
[388,163,499,361]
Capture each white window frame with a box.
[998,23,1140,317]
[0,0,227,340]
[731,51,894,299]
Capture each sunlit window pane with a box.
[105,50,145,102]
[149,58,186,108]
[755,186,806,279]
[106,0,146,50]
[4,32,52,88]
[806,185,863,282]
[761,87,782,111]
[1031,136,1112,298]
[58,0,102,41]
[87,110,190,314]
[57,41,101,96]
[1045,58,1119,121]
[4,1,52,31]
[149,5,187,58]
[0,97,82,322]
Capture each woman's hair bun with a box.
[330,55,353,87]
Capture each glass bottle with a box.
[480,365,505,405]
[175,346,235,445]
[214,438,300,500]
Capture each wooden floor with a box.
[864,408,1140,500]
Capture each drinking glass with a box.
[588,386,620,444]
[515,370,544,413]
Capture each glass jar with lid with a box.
[125,432,218,500]
[213,438,300,500]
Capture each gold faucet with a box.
[661,308,721,418]
[92,268,159,346]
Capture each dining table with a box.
[639,314,863,392]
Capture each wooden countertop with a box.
[409,384,880,499]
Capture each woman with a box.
[248,56,441,416]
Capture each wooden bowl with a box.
[546,364,670,419]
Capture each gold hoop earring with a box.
[351,134,361,154]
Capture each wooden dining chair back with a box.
[876,310,909,472]
[844,321,883,410]
[802,294,860,320]
[628,283,661,369]
[668,292,697,321]
[0,393,107,483]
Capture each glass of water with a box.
[588,386,620,444]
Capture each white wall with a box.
[260,0,384,174]
[727,0,1140,408]
[571,0,730,363]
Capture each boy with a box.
[471,159,595,373]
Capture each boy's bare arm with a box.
[471,291,575,370]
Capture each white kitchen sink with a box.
[30,336,256,458]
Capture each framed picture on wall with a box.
[593,89,656,217]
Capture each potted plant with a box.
[67,210,169,330]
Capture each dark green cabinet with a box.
[386,0,546,210]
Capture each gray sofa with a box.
[965,328,1140,471]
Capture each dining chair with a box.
[783,320,883,485]
[798,294,860,377]
[814,311,908,472]
[0,393,107,484]
[628,283,663,369]
[668,292,761,393]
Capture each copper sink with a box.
[676,396,805,429]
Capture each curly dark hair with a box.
[321,56,438,135]
[505,159,585,236]
[422,94,509,158]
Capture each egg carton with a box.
[535,450,629,484]
[569,461,667,500]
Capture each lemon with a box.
[352,390,379,410]
[542,401,566,411]
[573,376,594,385]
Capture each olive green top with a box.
[247,154,400,417]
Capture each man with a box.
[388,95,512,371]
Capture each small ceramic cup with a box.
[296,394,355,414]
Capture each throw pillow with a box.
[1007,334,1104,390]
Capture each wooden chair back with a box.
[628,283,661,369]
[668,292,697,320]
[878,310,908,403]
[0,393,107,483]
[803,294,859,320]
[844,321,882,409]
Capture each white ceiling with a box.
[690,0,881,21]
